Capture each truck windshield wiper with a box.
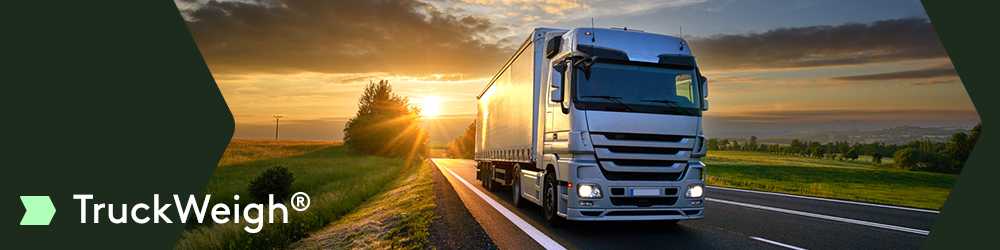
[581,95,634,111]
[640,99,698,114]
[639,98,682,107]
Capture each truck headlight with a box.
[686,184,704,198]
[577,184,602,199]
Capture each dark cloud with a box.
[182,0,509,75]
[690,18,947,70]
[832,66,956,81]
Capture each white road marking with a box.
[707,198,930,235]
[750,236,807,250]
[707,186,940,214]
[434,160,567,250]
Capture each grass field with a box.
[175,141,419,249]
[705,150,956,209]
[291,161,435,249]
[217,139,339,167]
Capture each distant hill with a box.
[752,126,970,145]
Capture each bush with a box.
[248,166,295,203]
[894,147,953,173]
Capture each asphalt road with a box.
[431,158,938,250]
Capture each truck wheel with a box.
[512,164,523,208]
[484,164,496,192]
[543,172,565,226]
[478,163,487,186]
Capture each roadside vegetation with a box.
[218,139,338,166]
[291,161,435,249]
[175,145,410,249]
[445,122,475,159]
[705,150,956,209]
[707,124,980,173]
[177,80,434,249]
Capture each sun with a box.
[418,96,443,118]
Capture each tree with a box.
[969,124,981,146]
[343,80,428,159]
[447,122,476,159]
[894,148,919,170]
[872,152,883,164]
[845,147,860,161]
[706,138,720,150]
[946,132,970,167]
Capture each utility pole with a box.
[273,115,284,141]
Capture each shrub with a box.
[248,166,295,203]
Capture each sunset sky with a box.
[175,0,979,142]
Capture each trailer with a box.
[476,27,710,225]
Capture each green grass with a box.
[175,142,412,249]
[705,150,956,210]
[217,139,339,167]
[291,161,435,249]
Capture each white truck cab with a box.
[475,27,709,224]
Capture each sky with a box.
[175,0,979,142]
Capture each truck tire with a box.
[512,164,524,208]
[484,163,497,192]
[543,172,565,226]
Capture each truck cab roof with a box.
[560,27,693,64]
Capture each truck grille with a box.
[601,133,685,142]
[604,146,682,154]
[610,159,686,167]
[600,169,683,181]
[590,132,696,181]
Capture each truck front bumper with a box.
[562,160,706,221]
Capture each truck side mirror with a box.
[550,63,566,103]
[699,74,709,111]
[699,74,708,98]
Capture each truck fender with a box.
[541,153,559,187]
[543,153,572,183]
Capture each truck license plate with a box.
[632,188,660,196]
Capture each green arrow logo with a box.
[20,196,56,226]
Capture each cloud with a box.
[690,18,947,70]
[423,0,706,46]
[832,65,957,81]
[179,0,509,75]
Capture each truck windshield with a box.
[575,62,701,116]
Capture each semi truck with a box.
[474,27,709,225]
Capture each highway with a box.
[430,158,937,250]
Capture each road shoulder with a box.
[430,161,498,249]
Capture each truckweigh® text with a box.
[73,193,310,233]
